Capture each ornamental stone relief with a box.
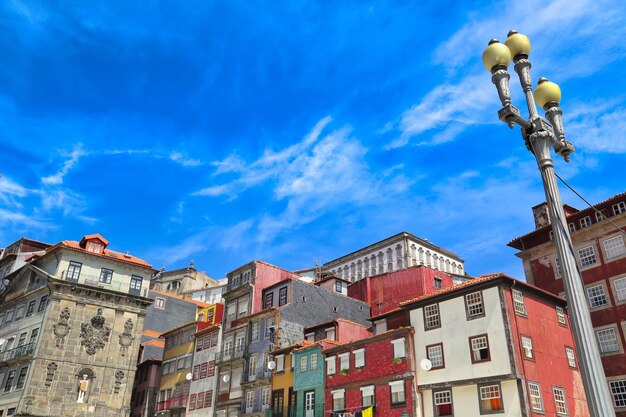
[45,362,58,387]
[53,307,71,347]
[79,308,111,355]
[118,318,135,356]
[113,371,124,394]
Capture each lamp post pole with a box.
[482,31,615,417]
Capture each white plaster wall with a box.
[422,379,521,417]
[411,286,511,384]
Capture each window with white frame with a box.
[609,379,626,408]
[433,389,453,416]
[614,277,626,302]
[246,390,254,410]
[596,327,620,353]
[613,202,626,215]
[479,383,503,413]
[556,306,567,325]
[389,381,405,405]
[465,292,484,319]
[586,284,608,309]
[528,381,544,412]
[326,356,336,375]
[470,335,490,363]
[512,289,527,316]
[580,216,591,229]
[300,355,307,372]
[275,354,285,372]
[578,246,597,267]
[604,236,626,260]
[279,287,288,306]
[325,328,336,341]
[361,385,375,407]
[249,354,257,378]
[521,336,533,359]
[251,322,260,340]
[565,347,576,368]
[424,304,441,330]
[595,211,604,222]
[568,223,576,233]
[555,257,562,277]
[339,353,349,371]
[354,348,365,368]
[553,387,568,415]
[261,388,270,408]
[310,353,317,370]
[99,268,113,284]
[154,297,166,309]
[332,389,345,411]
[427,344,444,368]
[391,338,406,359]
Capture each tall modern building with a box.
[508,192,626,416]
[0,234,155,417]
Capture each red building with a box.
[509,192,626,415]
[323,327,416,417]
[304,318,372,343]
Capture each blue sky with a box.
[1,0,625,279]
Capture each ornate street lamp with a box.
[482,31,615,417]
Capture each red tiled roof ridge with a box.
[40,239,154,269]
[399,275,501,306]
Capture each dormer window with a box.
[87,241,102,253]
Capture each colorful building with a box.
[269,341,307,417]
[188,323,221,417]
[294,340,340,417]
[323,327,415,417]
[401,273,589,417]
[508,192,626,415]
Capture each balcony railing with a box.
[155,395,188,411]
[243,368,273,383]
[0,342,35,364]
[304,404,325,417]
[60,271,148,297]
[217,345,247,363]
[244,404,271,414]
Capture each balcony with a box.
[244,404,270,414]
[155,395,188,411]
[0,342,35,365]
[217,345,247,364]
[60,271,148,297]
[242,368,272,384]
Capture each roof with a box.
[368,306,404,321]
[294,338,343,352]
[142,330,162,338]
[79,234,110,246]
[323,326,412,354]
[303,318,369,333]
[399,273,565,308]
[508,191,626,249]
[313,273,350,286]
[150,289,210,308]
[270,340,313,355]
[159,320,198,338]
[145,339,165,348]
[226,259,299,278]
[35,238,154,269]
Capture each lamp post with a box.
[482,31,615,417]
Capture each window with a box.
[528,382,544,412]
[427,344,444,369]
[196,392,204,409]
[261,388,270,407]
[568,223,576,233]
[310,354,318,370]
[614,277,626,303]
[38,295,48,312]
[556,306,567,325]
[193,365,200,380]
[335,280,343,293]
[465,292,485,319]
[596,328,619,353]
[353,348,365,368]
[189,393,197,410]
[4,370,15,392]
[595,211,605,222]
[130,275,143,294]
[66,261,82,281]
[29,328,39,345]
[25,300,36,317]
[586,284,608,309]
[433,389,453,416]
[326,328,336,341]
[521,336,533,359]
[434,277,442,289]
[392,338,406,359]
[553,387,568,415]
[613,202,626,215]
[279,287,288,306]
[16,367,28,389]
[469,335,490,363]
[578,246,597,267]
[99,268,113,284]
[512,290,526,316]
[265,318,273,338]
[14,305,24,322]
[5,309,14,323]
[87,241,102,253]
[205,390,213,408]
[154,297,166,309]
[479,383,503,413]
[200,363,208,379]
[555,257,562,277]
[332,389,345,411]
[177,357,185,370]
[579,216,591,229]
[264,292,274,309]
[339,353,349,371]
[389,381,405,406]
[604,236,626,259]
[609,379,626,408]
[326,356,336,375]
[17,332,27,347]
[565,347,576,368]
[424,304,441,330]
[360,385,375,407]
[300,355,307,372]
[251,322,260,341]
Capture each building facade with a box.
[151,261,220,296]
[294,341,339,417]
[508,192,626,415]
[188,324,221,417]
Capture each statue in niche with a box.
[53,307,71,347]
[118,318,135,356]
[79,308,111,355]
[76,374,89,403]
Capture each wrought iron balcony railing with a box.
[0,342,35,364]
[242,368,273,383]
[216,345,247,363]
[60,271,147,297]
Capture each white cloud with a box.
[565,101,626,154]
[0,175,30,206]
[169,151,203,167]
[41,144,86,185]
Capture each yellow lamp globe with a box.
[482,39,511,72]
[504,30,531,58]
[534,77,561,108]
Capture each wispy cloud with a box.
[169,151,203,167]
[0,175,31,206]
[41,144,86,185]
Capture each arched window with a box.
[419,248,425,265]
[425,251,432,267]
[364,258,369,277]
[432,254,439,270]
[371,255,377,275]
[410,245,417,265]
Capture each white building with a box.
[323,231,465,283]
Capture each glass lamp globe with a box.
[534,77,561,108]
[482,39,511,71]
[504,30,531,57]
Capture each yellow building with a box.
[269,341,310,417]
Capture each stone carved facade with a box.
[45,362,58,387]
[118,318,135,356]
[114,371,124,394]
[79,308,111,355]
[53,307,72,347]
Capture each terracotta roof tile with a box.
[145,340,165,348]
[38,239,154,269]
[143,330,162,338]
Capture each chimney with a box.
[532,203,551,229]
